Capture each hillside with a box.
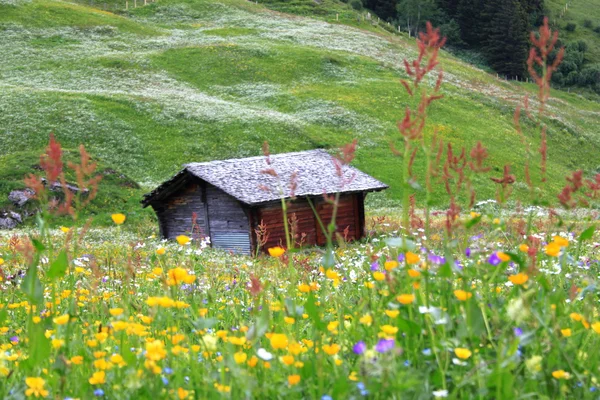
[1,0,599,225]
[546,0,600,93]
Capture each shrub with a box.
[565,22,577,32]
[594,25,600,34]
[583,19,593,28]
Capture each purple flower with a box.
[370,261,379,271]
[513,327,523,337]
[428,254,445,265]
[397,253,405,263]
[353,341,367,355]
[488,252,501,266]
[375,338,395,353]
[465,247,471,257]
[9,336,18,343]
[94,389,104,397]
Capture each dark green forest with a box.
[349,0,599,93]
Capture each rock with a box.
[8,211,22,224]
[41,178,89,194]
[0,217,18,230]
[0,210,23,230]
[8,189,34,207]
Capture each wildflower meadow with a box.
[1,16,600,400]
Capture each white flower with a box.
[432,389,448,398]
[256,348,273,361]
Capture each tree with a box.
[397,0,440,36]
[482,0,529,78]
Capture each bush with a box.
[583,19,593,29]
[565,22,577,32]
[594,26,600,34]
[349,0,362,10]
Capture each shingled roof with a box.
[142,149,388,206]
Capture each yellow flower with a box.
[327,321,339,333]
[560,328,572,337]
[167,267,193,286]
[322,343,340,355]
[397,294,415,305]
[385,310,399,318]
[89,371,106,385]
[508,273,529,285]
[60,226,70,233]
[545,242,561,257]
[380,325,398,336]
[234,352,247,364]
[176,235,191,246]
[297,283,311,293]
[407,269,421,278]
[111,213,126,225]
[269,333,288,350]
[570,312,583,322]
[288,374,301,386]
[110,354,126,367]
[177,387,190,400]
[145,340,167,361]
[384,260,398,271]
[497,252,511,262]
[453,290,473,301]
[454,348,472,360]
[109,308,123,317]
[284,317,295,324]
[552,369,570,379]
[372,271,385,281]
[359,314,373,326]
[25,377,49,398]
[70,356,84,365]
[280,355,294,365]
[53,314,69,325]
[0,258,4,266]
[156,247,166,255]
[519,244,529,253]
[268,246,285,257]
[405,252,420,265]
[247,356,259,367]
[591,322,600,334]
[553,236,569,247]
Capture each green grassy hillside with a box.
[1,0,599,224]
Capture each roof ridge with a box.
[185,149,330,168]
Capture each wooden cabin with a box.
[141,150,388,254]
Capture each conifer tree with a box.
[482,0,529,78]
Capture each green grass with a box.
[0,0,599,223]
[0,0,160,35]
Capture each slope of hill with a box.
[546,0,600,93]
[0,0,599,224]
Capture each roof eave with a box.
[245,185,389,207]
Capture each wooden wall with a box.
[205,184,251,254]
[154,181,207,239]
[253,193,365,252]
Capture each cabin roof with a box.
[142,149,388,207]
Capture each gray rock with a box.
[0,217,17,230]
[8,189,34,207]
[8,211,22,224]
